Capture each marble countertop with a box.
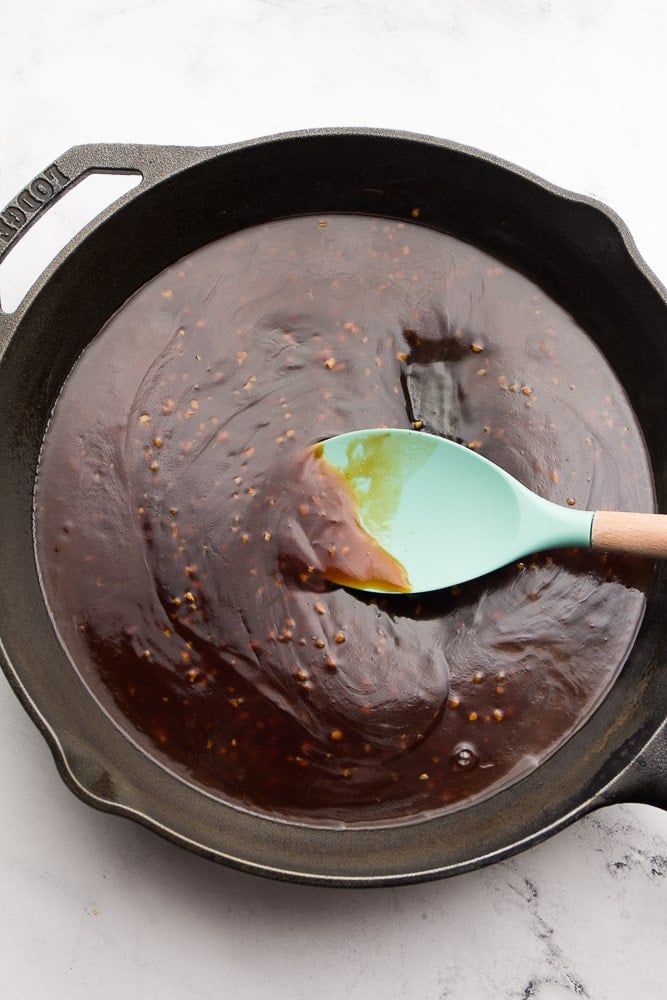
[1,1,665,997]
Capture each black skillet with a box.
[0,129,664,886]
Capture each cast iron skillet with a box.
[0,129,665,886]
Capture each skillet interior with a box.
[0,129,665,884]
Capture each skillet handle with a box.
[596,722,667,811]
[0,142,211,338]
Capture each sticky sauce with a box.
[299,443,411,592]
[33,214,654,824]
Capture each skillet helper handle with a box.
[591,510,667,558]
[0,142,208,337]
[0,146,143,270]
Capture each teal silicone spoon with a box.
[315,428,667,594]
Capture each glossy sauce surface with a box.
[34,215,654,824]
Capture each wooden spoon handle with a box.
[591,511,667,558]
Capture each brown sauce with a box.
[281,442,412,592]
[34,214,654,824]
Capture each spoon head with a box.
[317,428,592,593]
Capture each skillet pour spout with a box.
[0,129,665,886]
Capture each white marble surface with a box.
[1,1,665,997]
